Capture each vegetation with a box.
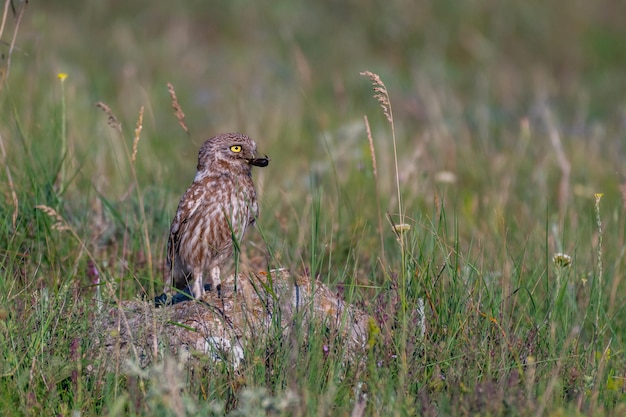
[1,0,625,415]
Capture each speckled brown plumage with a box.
[166,133,269,299]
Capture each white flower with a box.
[553,253,572,268]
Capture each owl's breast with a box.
[199,174,252,239]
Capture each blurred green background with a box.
[1,0,625,285]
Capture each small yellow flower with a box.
[594,193,604,202]
[57,72,68,81]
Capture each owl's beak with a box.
[249,155,269,167]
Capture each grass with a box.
[1,0,626,415]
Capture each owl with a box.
[165,133,269,301]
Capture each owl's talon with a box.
[160,286,197,306]
[154,293,169,307]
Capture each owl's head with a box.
[197,133,269,174]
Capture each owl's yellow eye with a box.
[230,145,242,153]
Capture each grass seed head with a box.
[360,70,392,123]
[131,106,144,163]
[95,101,122,131]
[167,82,189,134]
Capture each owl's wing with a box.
[248,198,258,226]
[166,184,206,283]
[166,215,182,270]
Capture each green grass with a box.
[1,0,626,415]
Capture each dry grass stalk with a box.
[0,131,17,230]
[361,70,411,388]
[594,192,604,332]
[95,101,122,132]
[363,114,385,263]
[0,0,12,43]
[131,106,144,164]
[361,70,403,247]
[0,0,27,84]
[363,115,377,178]
[167,82,189,134]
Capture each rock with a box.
[92,269,370,370]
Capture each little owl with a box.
[165,133,269,301]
